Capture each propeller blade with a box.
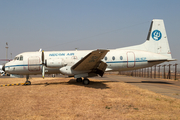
[41,50,45,79]
[42,65,45,79]
[42,50,44,64]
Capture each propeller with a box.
[41,50,45,79]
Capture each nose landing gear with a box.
[25,75,31,85]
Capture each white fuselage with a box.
[4,48,168,75]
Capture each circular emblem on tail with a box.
[152,30,162,41]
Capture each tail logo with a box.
[152,30,162,41]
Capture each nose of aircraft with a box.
[2,65,5,72]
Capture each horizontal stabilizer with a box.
[148,59,176,62]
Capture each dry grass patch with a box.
[0,77,180,120]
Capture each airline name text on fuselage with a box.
[49,53,74,56]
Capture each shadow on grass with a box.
[32,79,118,89]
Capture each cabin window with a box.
[112,56,115,60]
[120,56,123,60]
[20,55,23,61]
[104,56,107,61]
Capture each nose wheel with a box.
[25,80,31,85]
[25,75,31,85]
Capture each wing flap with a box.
[72,49,109,71]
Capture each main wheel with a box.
[83,79,90,85]
[76,78,82,82]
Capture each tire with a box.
[25,81,31,85]
[83,79,90,85]
[76,78,82,82]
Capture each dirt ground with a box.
[0,77,180,120]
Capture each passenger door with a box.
[127,51,135,68]
[28,56,41,71]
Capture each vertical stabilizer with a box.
[120,19,172,59]
[145,19,171,58]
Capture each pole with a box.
[158,65,161,78]
[151,66,152,78]
[168,64,172,79]
[154,65,156,78]
[5,42,8,63]
[163,65,166,79]
[10,53,12,60]
[173,64,178,80]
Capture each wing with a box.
[71,49,109,71]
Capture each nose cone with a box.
[2,65,5,72]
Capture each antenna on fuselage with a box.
[39,48,42,52]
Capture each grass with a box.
[0,77,180,119]
[105,106,111,109]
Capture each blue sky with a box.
[0,0,180,66]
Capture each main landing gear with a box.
[76,78,82,82]
[25,75,31,85]
[76,78,90,85]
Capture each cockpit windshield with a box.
[14,57,19,60]
[14,55,23,61]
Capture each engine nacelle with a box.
[46,58,66,68]
[59,66,91,76]
[59,66,73,75]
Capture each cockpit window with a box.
[14,57,18,60]
[13,55,23,61]
[14,56,20,60]
[20,55,23,61]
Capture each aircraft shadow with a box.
[32,79,118,89]
[126,81,173,84]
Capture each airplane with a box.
[2,19,175,85]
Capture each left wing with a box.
[71,49,109,73]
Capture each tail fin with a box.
[145,19,171,57]
[120,19,172,59]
